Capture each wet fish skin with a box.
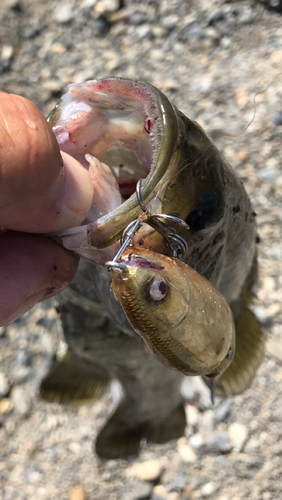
[110,248,235,378]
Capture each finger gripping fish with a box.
[111,248,235,378]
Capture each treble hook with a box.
[106,179,190,271]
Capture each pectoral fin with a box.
[204,306,265,397]
[40,351,110,405]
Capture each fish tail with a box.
[144,403,186,444]
[95,403,145,459]
[40,351,110,405]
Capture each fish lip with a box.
[49,77,179,249]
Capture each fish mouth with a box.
[48,78,178,253]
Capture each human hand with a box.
[0,91,94,326]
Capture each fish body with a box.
[40,78,264,458]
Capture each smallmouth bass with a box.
[40,78,265,458]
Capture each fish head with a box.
[47,78,227,265]
[111,248,235,378]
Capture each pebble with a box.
[95,0,120,16]
[266,338,282,363]
[201,482,218,497]
[258,168,280,182]
[125,481,153,500]
[0,372,10,399]
[168,471,187,491]
[128,459,163,482]
[189,433,204,450]
[54,5,74,24]
[206,432,233,454]
[131,24,153,42]
[237,150,248,162]
[0,398,12,414]
[235,88,249,108]
[69,485,87,500]
[228,423,249,452]
[161,15,178,30]
[1,45,13,60]
[152,485,168,499]
[181,23,204,41]
[272,111,282,126]
[177,441,197,463]
[11,387,32,417]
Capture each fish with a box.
[110,247,235,379]
[40,78,265,459]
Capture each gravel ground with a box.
[1,0,282,499]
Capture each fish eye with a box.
[148,275,168,301]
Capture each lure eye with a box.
[149,275,168,301]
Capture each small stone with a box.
[0,398,12,414]
[266,338,282,363]
[189,433,204,450]
[169,471,188,491]
[0,373,10,399]
[51,43,66,54]
[95,0,120,16]
[152,485,167,499]
[258,168,280,182]
[177,441,197,463]
[131,24,153,42]
[200,410,215,439]
[24,23,43,38]
[69,442,82,454]
[235,88,249,108]
[239,7,253,24]
[272,111,282,126]
[181,23,204,41]
[25,470,43,484]
[228,423,249,452]
[237,150,248,162]
[128,459,163,482]
[130,11,147,25]
[125,481,152,500]
[69,485,87,500]
[1,45,13,61]
[272,442,282,456]
[54,5,74,24]
[207,432,233,454]
[11,387,31,417]
[161,15,178,30]
[201,482,217,497]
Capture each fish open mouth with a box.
[49,79,177,207]
[48,78,178,261]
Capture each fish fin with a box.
[95,406,144,459]
[210,306,265,397]
[40,351,110,405]
[145,404,186,444]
